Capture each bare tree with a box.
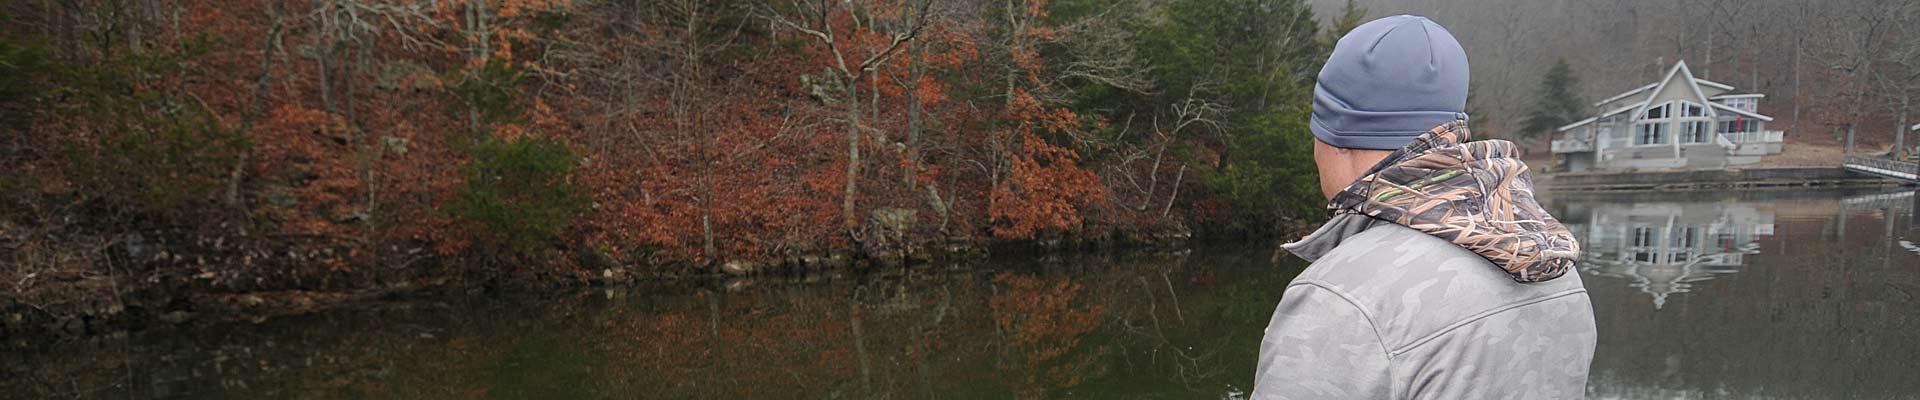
[1873,0,1920,159]
[763,0,936,235]
[1816,0,1901,156]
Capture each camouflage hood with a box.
[1285,120,1579,283]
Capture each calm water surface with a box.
[4,189,1917,399]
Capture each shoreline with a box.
[1544,166,1913,192]
[0,230,1268,343]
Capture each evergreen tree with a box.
[1522,59,1586,140]
[447,136,589,260]
[1132,0,1329,229]
[1324,0,1369,45]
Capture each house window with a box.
[1682,121,1711,143]
[1682,102,1706,117]
[1636,122,1668,145]
[1725,97,1756,112]
[1719,119,1757,133]
[1632,227,1658,263]
[1644,103,1670,119]
[1668,226,1698,263]
[1671,226,1697,247]
[1716,97,1760,112]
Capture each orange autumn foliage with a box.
[1,0,1244,287]
[988,94,1106,240]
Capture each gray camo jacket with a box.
[1253,121,1597,399]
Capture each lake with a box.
[4,188,1917,399]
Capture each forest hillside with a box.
[0,0,1346,324]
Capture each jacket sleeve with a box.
[1252,282,1393,400]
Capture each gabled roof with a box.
[1594,83,1657,107]
[1556,102,1646,132]
[1602,102,1645,117]
[1710,93,1764,100]
[1695,78,1734,91]
[1710,102,1774,121]
[1557,117,1598,132]
[1632,61,1719,120]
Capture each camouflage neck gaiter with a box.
[1327,120,1580,283]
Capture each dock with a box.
[1843,156,1920,183]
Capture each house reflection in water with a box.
[1559,199,1773,309]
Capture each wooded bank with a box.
[0,0,1347,336]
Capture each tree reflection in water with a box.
[2,249,1300,399]
[7,189,1913,399]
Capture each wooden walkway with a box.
[1843,156,1920,182]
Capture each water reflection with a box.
[0,250,1303,399]
[6,190,1916,399]
[1561,196,1774,309]
[1552,188,1920,399]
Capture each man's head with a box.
[1310,15,1469,199]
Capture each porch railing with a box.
[1721,130,1784,144]
[1552,137,1594,153]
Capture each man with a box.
[1252,15,1597,399]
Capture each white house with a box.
[1552,61,1785,172]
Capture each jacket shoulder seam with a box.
[1387,288,1588,357]
[1287,279,1393,357]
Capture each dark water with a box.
[1552,188,1920,400]
[4,189,1917,399]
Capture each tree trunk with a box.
[127,0,143,54]
[1790,35,1802,135]
[464,0,490,133]
[227,0,285,211]
[1846,123,1856,159]
[1703,17,1712,80]
[1897,93,1910,160]
[700,110,715,260]
[316,48,334,137]
[905,41,923,190]
[845,76,862,230]
[684,0,716,261]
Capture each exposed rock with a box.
[822,252,853,269]
[872,208,916,234]
[381,136,410,157]
[720,260,759,276]
[334,212,369,225]
[799,69,845,105]
[589,267,626,286]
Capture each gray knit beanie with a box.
[1311,15,1470,150]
